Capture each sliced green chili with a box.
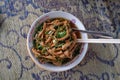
[37,44,43,50]
[56,30,66,38]
[37,23,43,31]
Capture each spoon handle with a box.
[72,28,113,39]
[77,39,120,43]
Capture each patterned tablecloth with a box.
[0,0,120,80]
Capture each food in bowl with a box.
[27,11,88,72]
[32,17,82,66]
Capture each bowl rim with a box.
[27,11,88,72]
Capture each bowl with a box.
[27,11,88,72]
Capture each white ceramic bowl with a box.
[27,11,88,72]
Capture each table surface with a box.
[0,0,120,80]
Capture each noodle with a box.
[32,18,81,65]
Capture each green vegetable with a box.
[37,44,43,50]
[42,47,47,53]
[33,40,36,48]
[55,43,64,48]
[34,23,44,37]
[58,43,64,47]
[37,23,43,31]
[56,30,66,38]
[45,31,49,34]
